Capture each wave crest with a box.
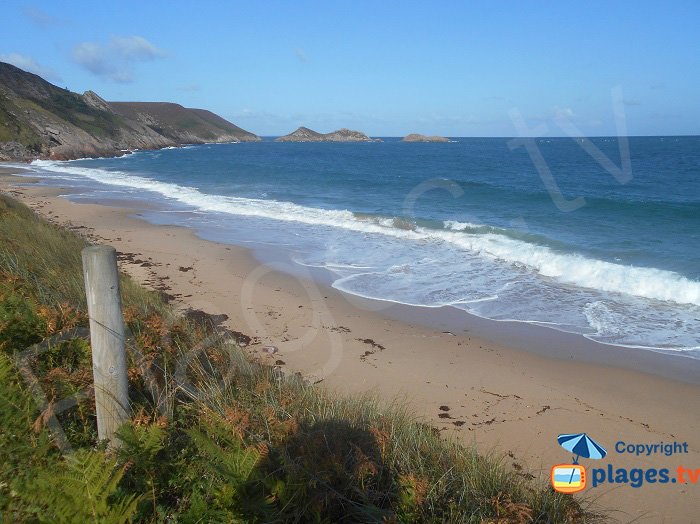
[30,159,700,307]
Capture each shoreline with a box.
[2,167,699,521]
[257,245,700,385]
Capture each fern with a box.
[0,354,56,519]
[1,354,137,523]
[187,427,260,485]
[21,449,140,523]
[114,423,168,520]
[117,424,166,468]
[178,412,272,522]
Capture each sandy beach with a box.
[2,168,699,522]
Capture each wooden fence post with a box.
[81,245,129,447]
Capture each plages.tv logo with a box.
[552,434,698,492]
[551,433,607,494]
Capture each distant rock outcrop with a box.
[82,90,113,113]
[402,133,449,142]
[325,128,377,142]
[276,126,377,142]
[0,61,260,161]
[275,126,324,142]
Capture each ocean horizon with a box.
[22,135,700,358]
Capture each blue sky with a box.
[2,1,698,136]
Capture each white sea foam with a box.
[443,220,489,231]
[30,159,700,308]
[583,301,625,336]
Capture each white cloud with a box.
[0,52,62,82]
[110,36,165,61]
[71,36,165,83]
[23,6,62,27]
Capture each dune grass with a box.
[0,193,603,523]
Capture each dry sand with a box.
[2,169,699,522]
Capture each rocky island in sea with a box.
[276,126,379,142]
[402,133,449,142]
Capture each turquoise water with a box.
[28,136,700,356]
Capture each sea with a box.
[23,136,700,358]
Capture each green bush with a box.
[20,449,140,524]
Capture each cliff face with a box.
[0,62,259,161]
[276,126,377,142]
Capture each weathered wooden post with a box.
[82,245,129,447]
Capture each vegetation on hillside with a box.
[0,194,600,523]
[0,62,122,146]
[31,91,123,139]
[0,97,44,151]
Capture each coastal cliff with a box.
[276,126,378,142]
[0,62,259,161]
[109,102,259,145]
[402,133,449,142]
